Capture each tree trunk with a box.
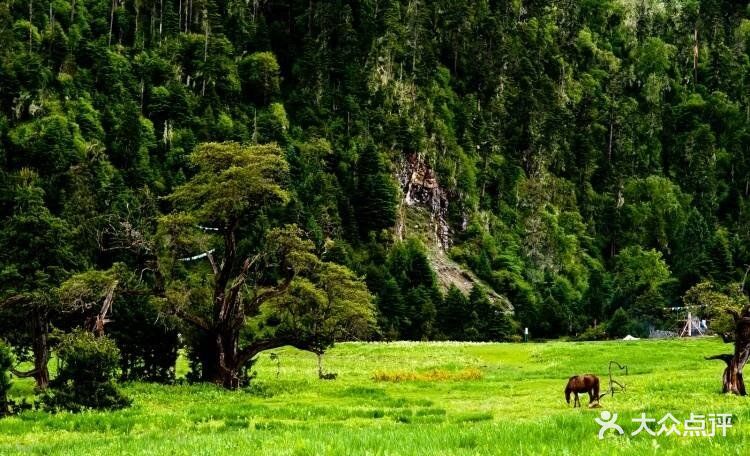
[707,306,750,395]
[208,331,294,389]
[202,331,298,389]
[211,330,241,389]
[28,0,32,51]
[724,357,746,395]
[31,307,50,390]
[108,0,115,46]
[173,221,297,389]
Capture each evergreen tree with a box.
[439,285,469,340]
[607,308,631,339]
[0,171,76,389]
[355,143,398,236]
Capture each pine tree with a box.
[440,285,469,340]
[0,171,76,389]
[355,143,398,236]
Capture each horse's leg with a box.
[588,390,594,405]
[574,393,580,408]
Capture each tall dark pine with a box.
[356,144,398,235]
[0,173,75,390]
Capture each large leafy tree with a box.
[611,246,674,323]
[157,141,292,387]
[158,142,372,388]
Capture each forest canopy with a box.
[2,0,750,388]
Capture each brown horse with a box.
[565,374,600,408]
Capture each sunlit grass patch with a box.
[372,368,483,382]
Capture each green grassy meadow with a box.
[2,337,749,455]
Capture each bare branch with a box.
[1,295,28,308]
[221,257,253,322]
[249,274,294,311]
[138,267,156,283]
[93,280,118,336]
[706,354,734,368]
[173,307,211,330]
[97,218,153,255]
[206,250,218,276]
[10,367,39,378]
[236,336,304,368]
[741,264,750,294]
[214,219,240,299]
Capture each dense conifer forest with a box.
[2,0,750,385]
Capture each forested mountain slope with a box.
[1,0,749,345]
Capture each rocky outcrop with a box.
[395,153,512,310]
[398,153,451,250]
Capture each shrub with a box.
[575,325,607,341]
[44,331,130,412]
[0,341,13,416]
[607,308,631,338]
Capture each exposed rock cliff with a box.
[397,153,451,251]
[396,154,512,311]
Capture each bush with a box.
[0,341,13,416]
[607,308,631,338]
[44,331,130,412]
[574,325,607,341]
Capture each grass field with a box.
[1,337,749,455]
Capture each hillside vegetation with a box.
[2,0,750,351]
